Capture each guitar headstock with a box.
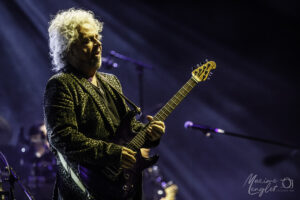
[191,61,216,82]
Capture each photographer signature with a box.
[243,173,294,197]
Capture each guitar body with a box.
[79,111,159,199]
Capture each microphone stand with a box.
[188,124,300,166]
[0,152,35,200]
[186,123,299,149]
[109,51,153,121]
[241,132,296,149]
[216,129,297,149]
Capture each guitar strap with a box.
[57,151,94,200]
[101,78,142,115]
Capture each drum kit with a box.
[0,148,56,200]
[143,164,178,200]
[0,151,35,200]
[0,125,56,200]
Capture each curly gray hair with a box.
[48,8,103,72]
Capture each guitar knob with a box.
[124,173,130,180]
[123,185,129,191]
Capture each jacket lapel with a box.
[97,74,118,100]
[98,73,128,113]
[70,73,116,133]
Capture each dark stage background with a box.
[0,0,299,199]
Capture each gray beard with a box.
[90,56,101,70]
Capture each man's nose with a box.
[94,38,102,49]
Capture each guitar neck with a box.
[127,77,198,150]
[153,77,198,121]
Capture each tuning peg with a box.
[198,59,209,66]
[198,61,204,66]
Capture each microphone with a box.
[184,121,225,134]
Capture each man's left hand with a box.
[145,115,165,141]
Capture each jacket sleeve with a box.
[44,77,122,167]
[112,75,160,148]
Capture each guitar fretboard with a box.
[127,77,198,151]
[153,78,198,121]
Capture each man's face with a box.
[69,23,102,72]
[30,134,43,146]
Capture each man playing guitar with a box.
[44,8,165,200]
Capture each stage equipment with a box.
[184,121,299,166]
[144,165,178,200]
[184,121,299,149]
[0,152,35,200]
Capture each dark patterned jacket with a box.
[43,68,152,199]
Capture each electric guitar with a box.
[79,61,216,199]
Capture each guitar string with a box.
[127,77,198,151]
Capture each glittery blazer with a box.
[43,68,149,199]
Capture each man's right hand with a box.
[120,147,136,169]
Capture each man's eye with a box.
[83,39,90,44]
